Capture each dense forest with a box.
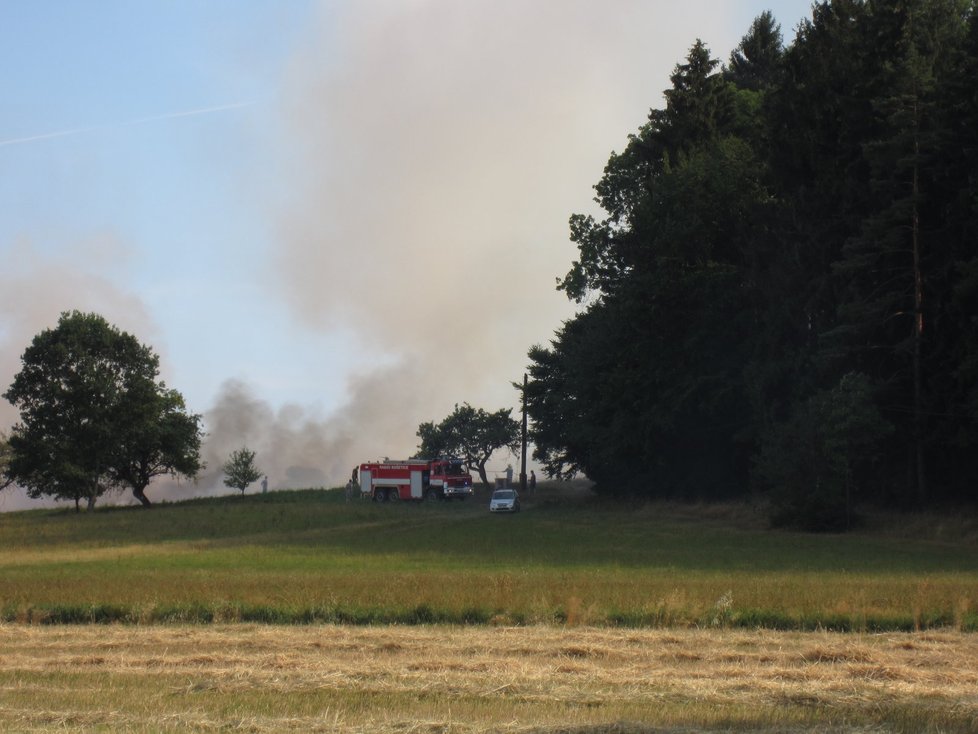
[525,0,978,529]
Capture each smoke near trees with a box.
[1,3,811,511]
[4,2,976,530]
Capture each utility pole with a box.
[520,372,528,493]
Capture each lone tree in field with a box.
[416,403,520,487]
[2,311,204,511]
[222,447,262,495]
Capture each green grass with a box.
[1,483,976,629]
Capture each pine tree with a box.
[828,0,970,505]
[727,11,784,91]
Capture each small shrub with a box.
[710,590,733,627]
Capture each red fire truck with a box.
[358,457,474,502]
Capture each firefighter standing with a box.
[346,466,359,502]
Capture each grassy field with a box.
[1,481,976,629]
[2,483,978,732]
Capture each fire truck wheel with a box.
[388,488,398,502]
[424,489,437,502]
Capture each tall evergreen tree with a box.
[826,0,970,505]
[535,40,766,497]
[927,3,978,498]
[727,11,785,91]
[560,40,738,302]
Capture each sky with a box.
[0,0,814,510]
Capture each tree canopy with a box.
[415,403,521,487]
[3,311,203,510]
[527,0,978,527]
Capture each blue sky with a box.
[1,1,352,411]
[1,1,814,505]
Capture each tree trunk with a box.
[88,465,100,513]
[520,372,528,493]
[911,96,927,507]
[132,486,152,507]
[475,461,490,488]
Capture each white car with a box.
[489,488,520,513]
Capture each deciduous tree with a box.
[222,447,262,495]
[3,311,203,511]
[416,404,520,488]
[111,387,203,507]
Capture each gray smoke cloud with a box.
[256,1,739,488]
[0,238,398,506]
[193,361,434,496]
[2,1,750,507]
[184,1,743,495]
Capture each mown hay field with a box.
[2,624,977,732]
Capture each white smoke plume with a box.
[185,1,745,495]
[193,362,434,496]
[2,1,755,507]
[253,1,739,489]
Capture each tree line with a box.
[525,0,978,529]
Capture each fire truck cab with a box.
[358,457,473,502]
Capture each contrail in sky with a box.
[0,101,255,148]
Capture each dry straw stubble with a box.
[1,624,977,733]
